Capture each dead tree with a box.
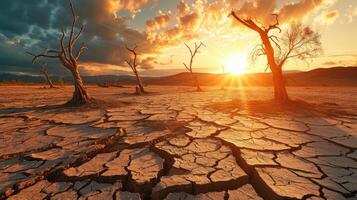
[183,42,205,91]
[125,45,146,94]
[230,12,321,104]
[27,0,91,106]
[40,64,55,88]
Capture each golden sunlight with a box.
[224,54,249,75]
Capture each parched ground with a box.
[0,85,356,200]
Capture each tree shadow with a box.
[208,98,356,118]
[0,98,131,116]
[119,90,160,97]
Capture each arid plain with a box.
[0,85,356,200]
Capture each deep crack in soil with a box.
[1,86,357,200]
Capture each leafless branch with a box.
[230,11,262,33]
[26,51,58,64]
[125,44,146,93]
[183,42,205,73]
[183,63,190,71]
[266,14,282,33]
[26,0,91,105]
[76,43,87,60]
[126,45,138,69]
[73,26,84,43]
[184,43,193,56]
[277,23,322,67]
[183,42,205,91]
[40,63,47,72]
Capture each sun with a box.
[224,55,249,75]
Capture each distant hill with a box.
[0,74,157,85]
[1,66,356,87]
[285,67,357,86]
[148,67,357,87]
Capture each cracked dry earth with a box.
[0,86,357,200]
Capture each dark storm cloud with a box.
[0,0,57,38]
[0,0,155,75]
[0,0,68,75]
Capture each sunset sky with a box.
[0,0,356,77]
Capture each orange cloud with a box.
[146,0,232,50]
[179,12,201,30]
[177,1,190,16]
[325,11,338,19]
[142,0,335,71]
[279,0,324,23]
[138,56,156,70]
[321,56,357,67]
[146,1,206,49]
[234,0,276,25]
[320,10,339,23]
[146,11,171,31]
[117,0,156,17]
[323,61,337,66]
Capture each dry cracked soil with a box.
[0,85,356,200]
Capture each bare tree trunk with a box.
[183,42,205,91]
[194,74,201,91]
[42,71,55,88]
[189,71,201,91]
[27,0,92,107]
[260,34,289,104]
[272,67,289,104]
[135,86,142,95]
[66,69,92,106]
[125,45,146,95]
[134,71,145,94]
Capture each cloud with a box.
[0,0,343,76]
[0,0,158,76]
[146,11,171,31]
[324,11,339,19]
[322,56,357,67]
[279,0,324,23]
[233,0,276,25]
[78,62,130,76]
[179,12,201,30]
[57,0,157,72]
[229,0,331,29]
[347,5,357,23]
[317,10,339,24]
[118,0,156,15]
[146,1,205,49]
[177,1,190,16]
[148,0,328,52]
[322,61,337,66]
[139,56,156,70]
[0,1,57,39]
[146,0,230,50]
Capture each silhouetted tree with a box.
[183,42,205,91]
[27,0,91,106]
[40,64,55,88]
[231,12,321,104]
[125,45,146,94]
